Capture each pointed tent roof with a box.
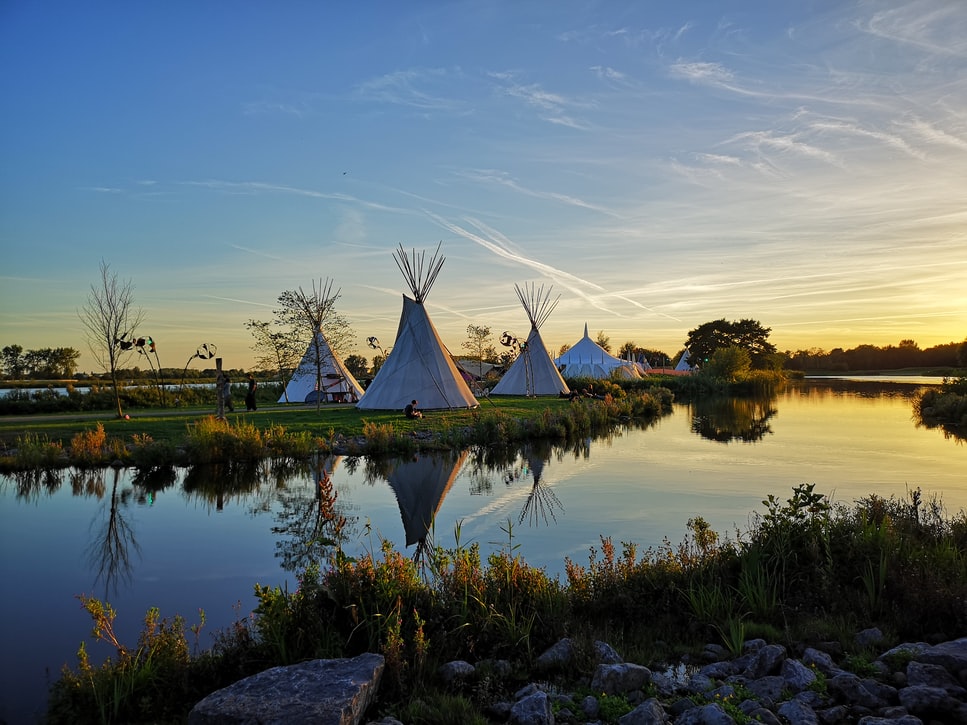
[554,324,641,379]
[491,283,569,396]
[279,329,365,403]
[385,451,467,548]
[356,244,478,410]
[675,350,694,372]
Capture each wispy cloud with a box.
[459,169,621,217]
[354,67,465,112]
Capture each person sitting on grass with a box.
[404,399,423,419]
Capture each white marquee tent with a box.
[554,324,641,380]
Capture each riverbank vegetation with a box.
[47,483,967,724]
[914,375,967,438]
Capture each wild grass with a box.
[48,483,967,723]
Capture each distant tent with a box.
[356,244,478,411]
[675,350,694,372]
[385,451,467,560]
[554,324,641,380]
[491,283,569,397]
[279,329,364,404]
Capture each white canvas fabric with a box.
[675,350,694,371]
[279,330,365,403]
[356,295,478,410]
[491,324,568,396]
[554,324,641,380]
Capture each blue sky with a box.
[2,1,965,372]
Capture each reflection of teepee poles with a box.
[519,447,563,527]
[384,450,467,565]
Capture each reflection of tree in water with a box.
[519,440,563,527]
[690,395,777,443]
[86,467,142,598]
[131,465,177,505]
[272,454,358,573]
[12,468,64,501]
[182,461,267,511]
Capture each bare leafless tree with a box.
[79,260,144,418]
[245,319,301,402]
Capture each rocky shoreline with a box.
[189,630,967,724]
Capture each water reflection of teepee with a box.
[519,443,563,527]
[385,451,467,561]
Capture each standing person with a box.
[404,399,423,419]
[245,374,258,411]
[223,374,234,412]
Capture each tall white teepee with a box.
[554,324,641,379]
[356,244,478,411]
[491,283,569,397]
[279,329,365,403]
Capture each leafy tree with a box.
[959,339,967,368]
[1,345,24,379]
[685,318,776,369]
[462,324,496,378]
[371,353,387,376]
[79,260,145,418]
[558,343,570,356]
[343,354,368,380]
[703,345,752,382]
[245,320,301,401]
[595,330,611,352]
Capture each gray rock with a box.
[618,697,667,724]
[591,663,652,695]
[650,670,683,698]
[906,660,967,696]
[917,637,967,673]
[535,637,575,671]
[510,690,554,725]
[580,694,600,719]
[699,660,736,679]
[878,642,930,666]
[437,659,475,686]
[674,702,736,725]
[802,647,838,676]
[782,658,818,693]
[856,627,886,649]
[188,653,384,725]
[898,684,967,720]
[747,707,782,725]
[817,705,851,724]
[595,640,624,664]
[743,644,786,679]
[686,672,715,694]
[777,698,819,725]
[856,717,923,725]
[744,675,785,706]
[827,672,897,710]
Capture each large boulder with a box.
[188,653,384,725]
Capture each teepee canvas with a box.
[356,244,478,411]
[491,283,569,397]
[554,324,641,379]
[675,350,694,372]
[279,330,365,404]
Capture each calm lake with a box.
[1,378,963,723]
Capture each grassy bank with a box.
[0,386,674,470]
[46,484,967,724]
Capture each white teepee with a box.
[554,324,641,379]
[491,283,569,397]
[356,244,478,411]
[675,349,694,372]
[279,329,365,403]
[385,450,467,548]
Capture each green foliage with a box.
[703,345,752,382]
[914,376,967,438]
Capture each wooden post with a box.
[215,357,225,418]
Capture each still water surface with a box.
[0,379,963,723]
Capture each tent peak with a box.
[394,242,444,303]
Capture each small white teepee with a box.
[675,350,694,372]
[356,244,478,411]
[491,283,569,397]
[279,329,365,404]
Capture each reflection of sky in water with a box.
[1,382,964,722]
